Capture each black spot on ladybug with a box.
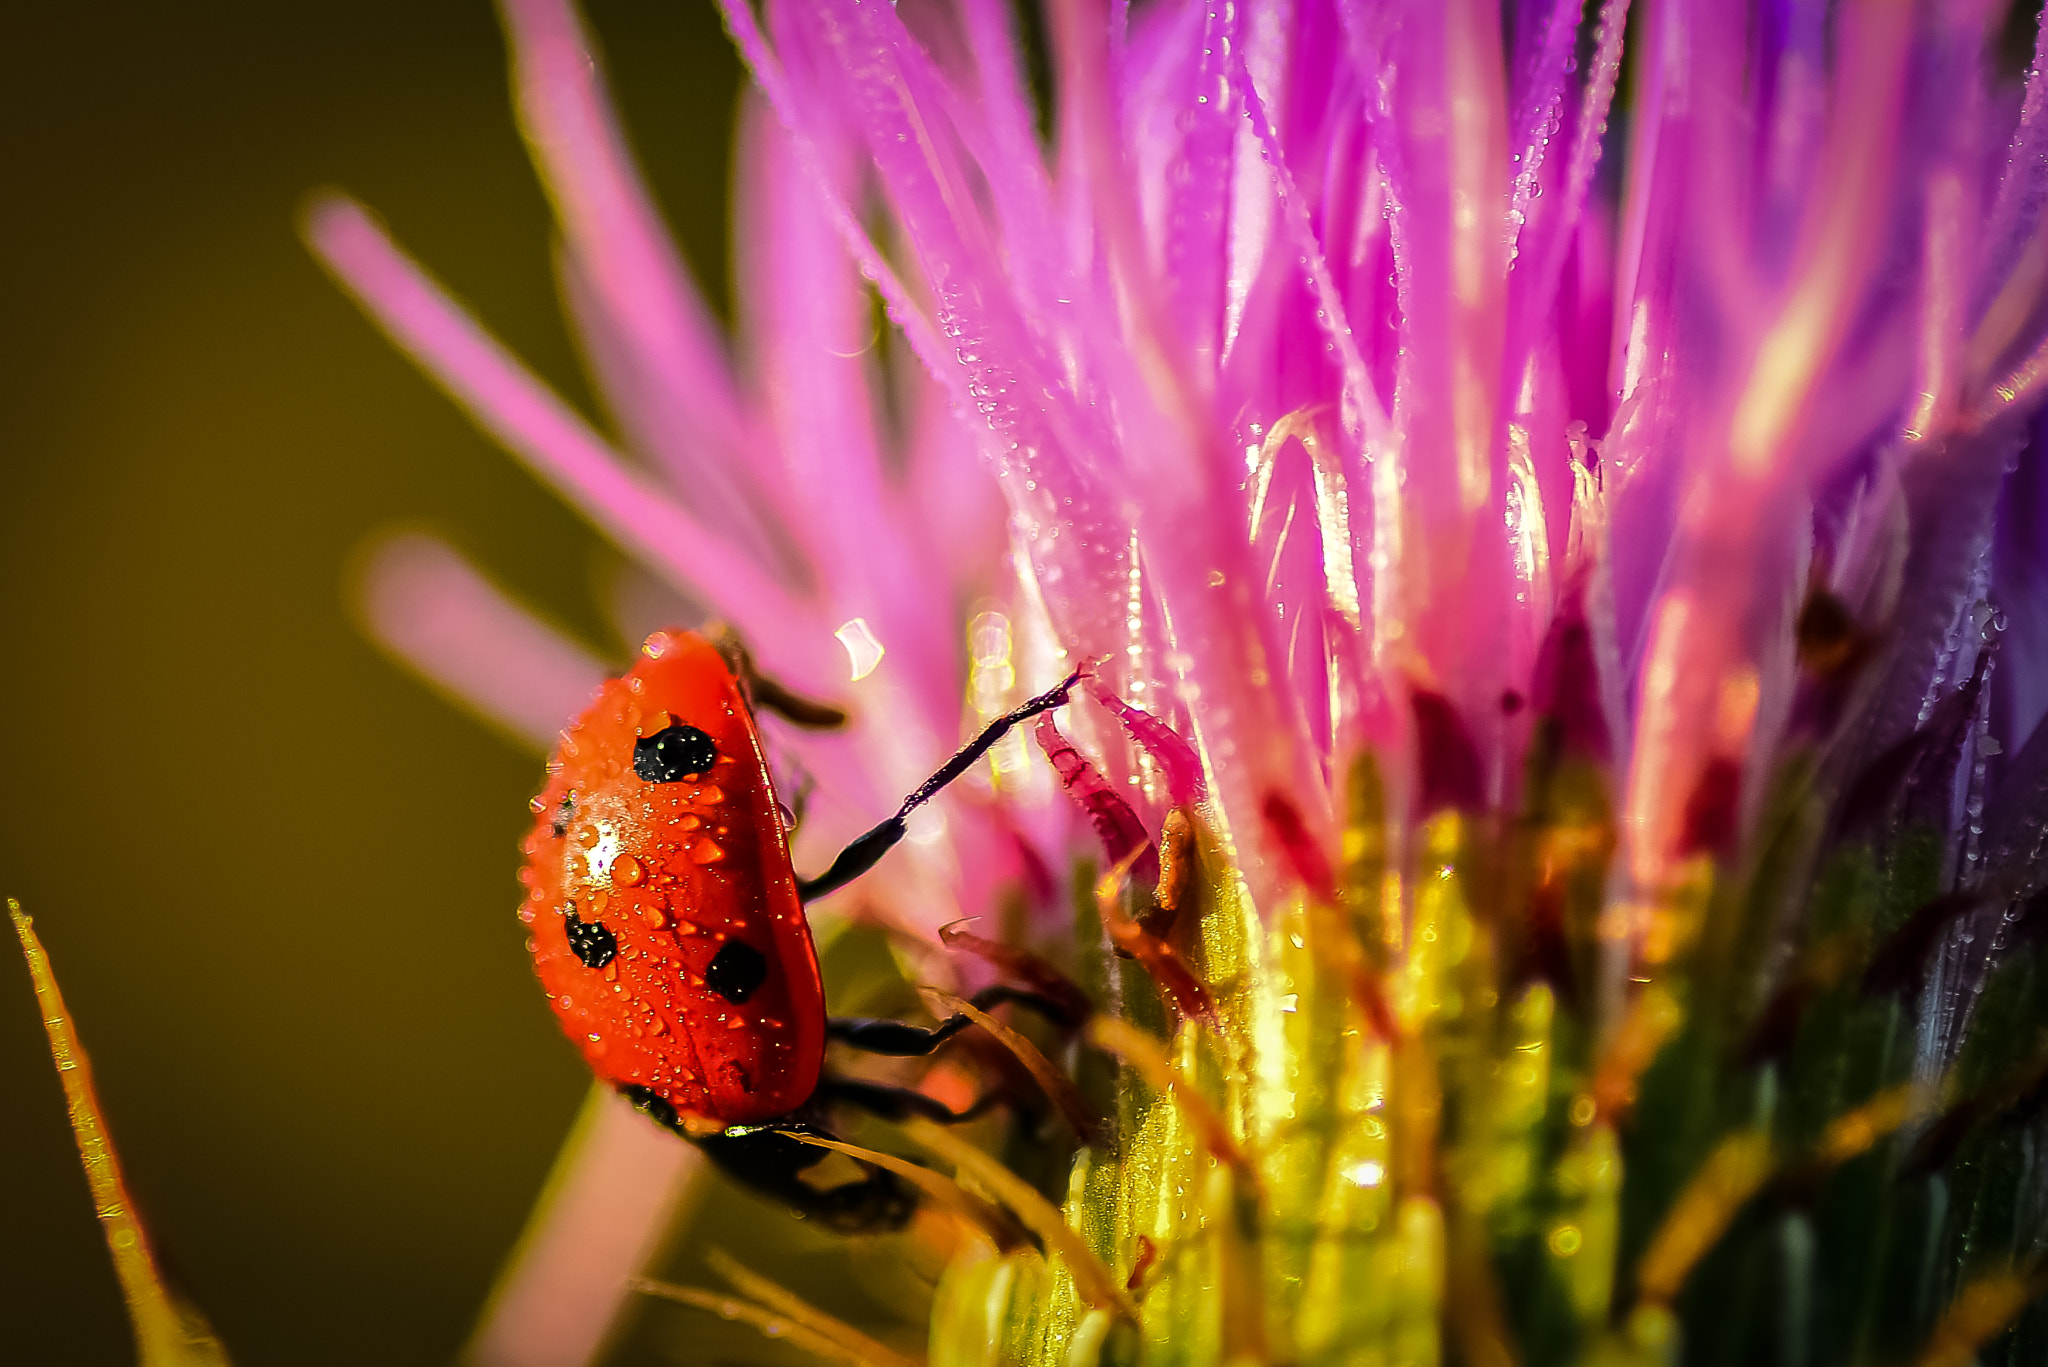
[707,939,769,1003]
[551,792,576,839]
[564,909,618,969]
[634,723,718,783]
[620,1084,682,1134]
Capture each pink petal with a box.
[498,0,750,461]
[465,1087,697,1367]
[1229,36,1387,446]
[305,196,834,689]
[731,98,960,733]
[356,532,605,750]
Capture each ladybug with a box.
[520,628,1082,1229]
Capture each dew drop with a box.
[691,839,726,865]
[613,852,645,887]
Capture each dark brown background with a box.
[0,4,746,1360]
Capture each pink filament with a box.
[1033,714,1161,889]
[1086,681,1208,806]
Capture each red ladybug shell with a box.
[518,630,826,1126]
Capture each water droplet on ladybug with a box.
[517,907,536,924]
[697,784,726,805]
[641,903,670,929]
[691,839,726,865]
[679,814,703,831]
[613,852,645,886]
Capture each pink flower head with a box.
[309,0,2048,1354]
[311,0,2048,1018]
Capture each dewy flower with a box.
[307,0,2048,1363]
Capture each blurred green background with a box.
[0,3,745,1360]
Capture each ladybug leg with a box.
[706,624,849,730]
[696,1121,918,1233]
[621,1090,918,1232]
[813,1074,1005,1125]
[799,667,1089,901]
[827,984,1084,1056]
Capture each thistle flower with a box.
[301,0,2048,1364]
